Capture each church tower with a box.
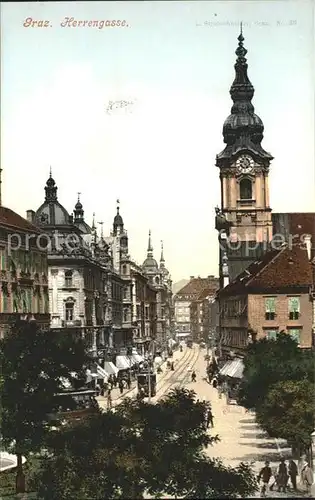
[215,27,274,284]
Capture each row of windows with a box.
[0,248,47,274]
[0,289,49,314]
[265,328,301,344]
[265,296,300,321]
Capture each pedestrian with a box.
[277,458,288,492]
[257,460,272,497]
[113,375,117,387]
[269,465,278,491]
[205,407,214,428]
[288,459,298,490]
[191,370,196,382]
[127,376,131,390]
[171,362,174,371]
[106,388,112,410]
[118,379,124,395]
[212,377,218,389]
[300,459,313,494]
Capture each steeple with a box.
[160,240,165,266]
[147,230,153,257]
[73,192,84,222]
[113,199,124,235]
[44,168,58,202]
[217,26,273,163]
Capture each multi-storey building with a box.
[142,231,173,352]
[27,173,124,353]
[216,242,313,354]
[190,280,219,342]
[0,205,50,336]
[174,276,218,340]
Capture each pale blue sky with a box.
[1,1,314,282]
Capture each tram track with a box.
[154,346,200,402]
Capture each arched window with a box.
[155,276,160,284]
[240,178,252,200]
[122,264,127,275]
[65,300,74,321]
[65,270,73,287]
[123,308,128,322]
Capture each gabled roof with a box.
[218,244,313,297]
[197,285,219,301]
[0,206,41,234]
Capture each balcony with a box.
[62,319,82,327]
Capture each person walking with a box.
[257,461,272,497]
[300,459,313,494]
[288,459,298,490]
[106,388,112,410]
[205,406,214,428]
[191,370,196,382]
[118,379,124,395]
[277,458,288,493]
[127,376,131,390]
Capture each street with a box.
[109,344,307,499]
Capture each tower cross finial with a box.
[160,239,165,263]
[49,166,52,177]
[240,21,243,35]
[77,192,81,201]
[116,198,120,214]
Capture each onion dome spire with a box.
[147,230,153,257]
[113,198,124,234]
[216,25,273,163]
[44,168,57,202]
[73,192,84,221]
[160,240,165,265]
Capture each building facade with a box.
[0,206,50,336]
[174,276,218,340]
[27,173,124,353]
[216,244,313,354]
[190,280,219,342]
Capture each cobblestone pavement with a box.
[98,346,309,498]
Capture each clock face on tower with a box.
[236,154,254,174]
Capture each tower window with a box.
[240,179,252,200]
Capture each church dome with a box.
[143,256,158,271]
[114,213,123,226]
[34,173,71,226]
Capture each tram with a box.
[50,388,99,424]
[137,371,157,397]
[186,337,193,348]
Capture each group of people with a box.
[258,458,313,496]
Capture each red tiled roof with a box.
[197,284,219,300]
[0,206,41,233]
[218,244,313,297]
[176,277,218,298]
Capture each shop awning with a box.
[219,358,244,379]
[115,355,131,371]
[96,365,109,381]
[131,354,144,364]
[104,361,119,376]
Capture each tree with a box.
[238,331,314,411]
[238,331,315,457]
[255,379,315,458]
[0,319,90,493]
[33,388,258,499]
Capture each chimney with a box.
[304,234,312,260]
[26,210,35,223]
[190,276,194,279]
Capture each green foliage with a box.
[33,387,258,499]
[238,331,314,411]
[256,379,315,450]
[238,331,315,452]
[0,319,90,456]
